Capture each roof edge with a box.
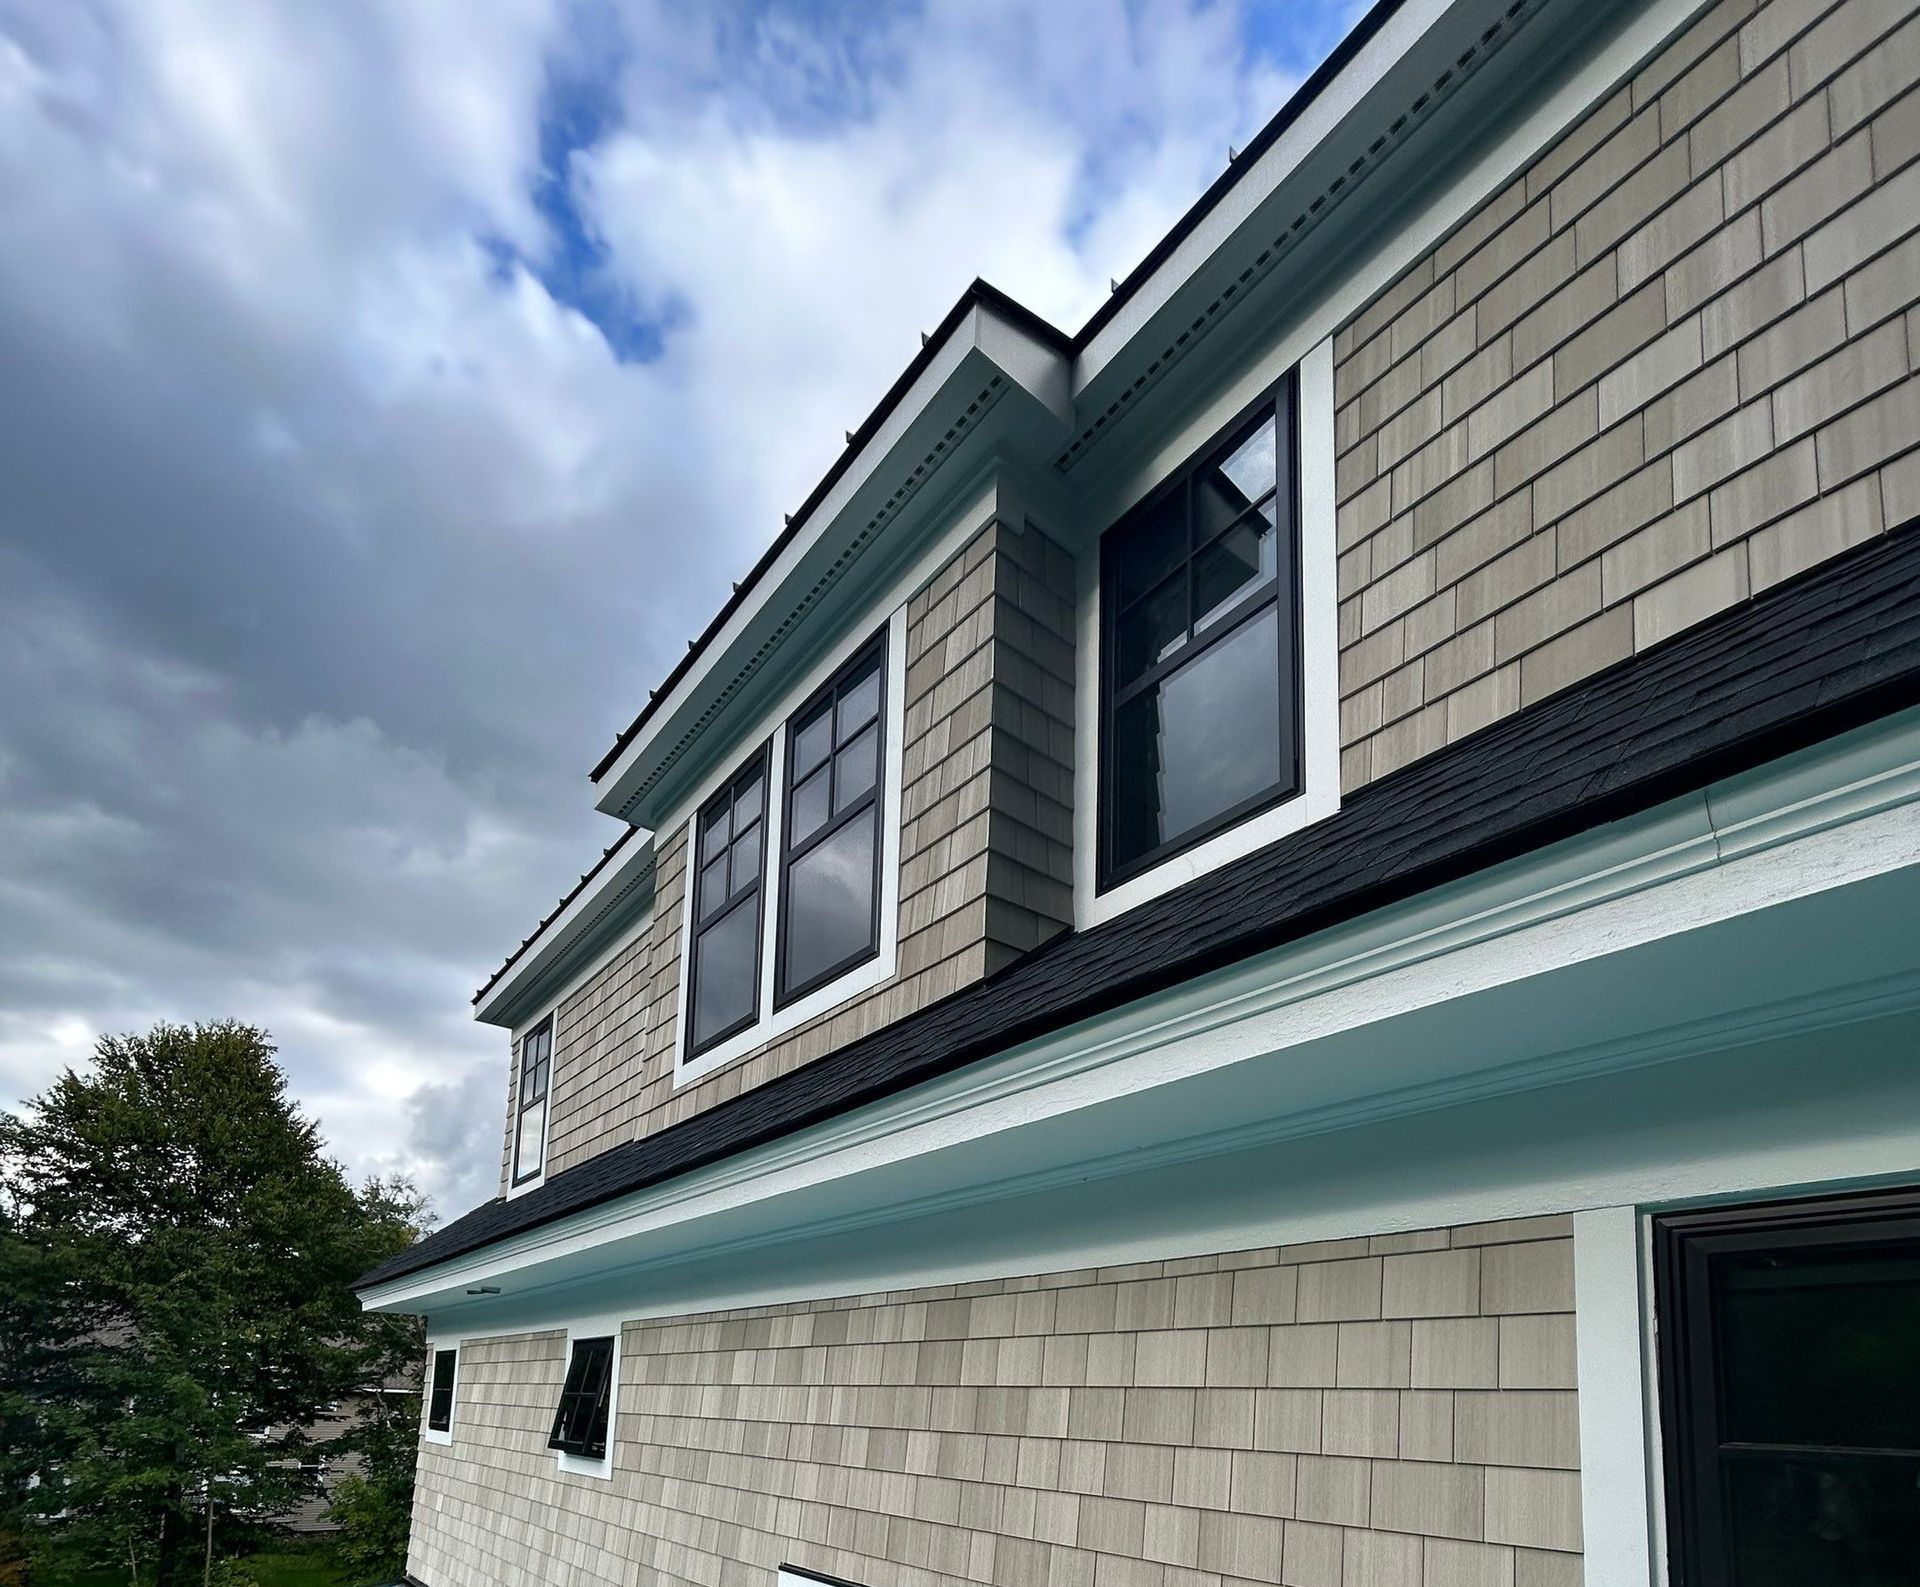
[588,279,1067,785]
[365,521,1920,1292]
[471,824,652,1012]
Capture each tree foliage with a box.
[0,1021,426,1586]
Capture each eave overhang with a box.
[590,286,1073,828]
[363,702,1920,1321]
[362,525,1920,1306]
[1062,0,1645,481]
[472,829,656,1029]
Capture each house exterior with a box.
[353,0,1920,1576]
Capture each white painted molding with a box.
[359,709,1920,1317]
[1575,1207,1656,1587]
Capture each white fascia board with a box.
[1073,0,1458,393]
[363,708,1920,1316]
[474,836,656,1029]
[592,302,1070,823]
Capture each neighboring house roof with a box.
[359,519,1920,1290]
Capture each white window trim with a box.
[1573,1207,1659,1587]
[778,1569,862,1587]
[553,1313,624,1480]
[505,1000,560,1201]
[1073,336,1342,928]
[674,601,910,1088]
[421,1339,458,1446]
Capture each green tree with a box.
[0,1021,424,1586]
[325,1176,430,1583]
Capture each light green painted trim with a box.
[363,706,1920,1313]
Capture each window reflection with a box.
[1100,379,1298,884]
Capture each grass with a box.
[249,1550,358,1587]
[48,1544,362,1587]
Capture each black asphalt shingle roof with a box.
[360,520,1920,1291]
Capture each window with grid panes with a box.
[1099,372,1301,887]
[510,1017,551,1186]
[686,748,769,1055]
[547,1335,615,1459]
[777,634,886,1004]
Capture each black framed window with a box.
[547,1335,615,1460]
[1098,372,1301,888]
[686,748,769,1056]
[510,1017,552,1186]
[426,1348,457,1433]
[1655,1186,1920,1587]
[776,634,886,1006]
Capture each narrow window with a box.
[686,748,770,1056]
[776,634,886,1006]
[1099,372,1301,888]
[510,1017,552,1186]
[548,1335,616,1459]
[1655,1187,1920,1586]
[426,1348,457,1433]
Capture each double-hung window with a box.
[1098,372,1301,888]
[425,1348,457,1436]
[548,1335,615,1461]
[510,1017,552,1186]
[687,750,769,1055]
[776,635,886,1006]
[679,629,892,1067]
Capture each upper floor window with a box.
[1098,372,1301,889]
[687,749,769,1056]
[777,635,886,1005]
[511,1017,551,1186]
[426,1347,457,1435]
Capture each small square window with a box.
[548,1335,615,1460]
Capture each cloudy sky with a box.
[0,0,1354,1218]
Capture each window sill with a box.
[674,945,894,1089]
[555,1447,614,1481]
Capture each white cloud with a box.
[0,0,1337,1218]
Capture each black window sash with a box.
[775,633,888,1008]
[510,1018,551,1186]
[684,748,771,1058]
[1654,1187,1920,1587]
[1097,373,1303,890]
[548,1335,615,1458]
[427,1348,457,1432]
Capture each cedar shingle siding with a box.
[510,519,1076,1188]
[1334,0,1920,786]
[408,1219,1580,1587]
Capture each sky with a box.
[0,0,1357,1220]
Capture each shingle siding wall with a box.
[518,520,1076,1183]
[1334,0,1920,786]
[408,1217,1581,1587]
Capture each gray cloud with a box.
[0,0,1331,1217]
